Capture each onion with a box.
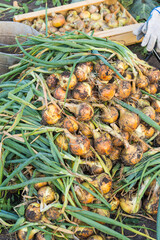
[75,226,94,238]
[55,134,68,151]
[145,126,155,139]
[52,14,65,27]
[108,14,118,28]
[142,106,156,120]
[151,100,160,113]
[72,82,92,100]
[79,10,91,19]
[25,202,42,222]
[42,104,61,125]
[130,89,142,102]
[93,208,110,224]
[65,130,90,156]
[74,182,95,204]
[109,147,121,162]
[112,131,129,147]
[93,130,113,156]
[59,71,77,90]
[53,86,67,100]
[63,116,79,133]
[136,74,149,89]
[38,186,55,204]
[118,10,128,26]
[48,26,57,34]
[145,68,160,83]
[138,99,150,108]
[97,81,116,101]
[71,19,85,31]
[90,173,112,195]
[120,177,150,214]
[116,80,132,99]
[18,228,39,240]
[46,73,58,89]
[81,148,95,159]
[36,232,55,240]
[109,196,120,211]
[46,207,61,220]
[66,10,80,23]
[105,13,113,23]
[34,177,48,190]
[35,18,45,31]
[74,62,93,82]
[81,157,112,174]
[118,107,140,132]
[155,113,160,125]
[145,83,158,94]
[79,122,94,138]
[95,63,113,81]
[87,235,104,240]
[101,106,119,124]
[135,123,146,139]
[88,5,99,14]
[116,60,128,73]
[63,102,94,121]
[121,142,143,165]
[91,12,101,21]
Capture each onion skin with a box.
[112,131,129,147]
[42,104,61,125]
[38,186,55,204]
[93,208,110,224]
[136,74,149,89]
[120,194,141,214]
[142,106,156,120]
[74,182,95,204]
[25,202,42,222]
[79,122,93,138]
[34,181,48,190]
[35,232,55,240]
[53,86,67,100]
[72,82,92,100]
[93,131,113,156]
[87,235,104,240]
[151,100,160,113]
[121,143,143,165]
[90,173,112,195]
[52,14,65,28]
[55,134,68,151]
[18,228,39,240]
[118,108,140,132]
[74,62,93,82]
[46,73,58,89]
[145,83,158,94]
[98,83,116,101]
[63,116,79,133]
[75,226,94,238]
[146,68,160,83]
[95,63,113,81]
[143,183,159,215]
[101,106,119,124]
[116,81,131,99]
[59,71,77,90]
[145,126,155,139]
[46,207,61,220]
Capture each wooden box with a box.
[13,0,141,46]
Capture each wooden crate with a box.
[13,0,141,46]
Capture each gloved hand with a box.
[133,7,160,52]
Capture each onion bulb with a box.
[108,14,118,28]
[52,14,65,27]
[142,106,156,120]
[46,207,61,220]
[42,104,61,125]
[91,12,101,21]
[75,226,94,238]
[151,100,160,113]
[81,157,112,174]
[144,181,159,215]
[121,143,143,165]
[93,208,110,224]
[79,122,94,138]
[55,134,68,151]
[72,82,92,100]
[25,202,42,222]
[74,182,95,204]
[46,73,58,89]
[116,80,132,99]
[101,106,119,124]
[136,74,149,89]
[63,116,79,133]
[87,235,104,240]
[88,5,99,14]
[59,71,77,90]
[18,228,39,240]
[34,177,48,190]
[74,62,93,82]
[63,102,94,121]
[97,81,116,101]
[89,173,112,194]
[118,107,140,132]
[112,131,129,147]
[145,83,158,94]
[53,86,67,100]
[65,130,90,156]
[79,10,91,19]
[93,130,113,156]
[95,63,114,81]
[38,186,55,204]
[145,67,160,83]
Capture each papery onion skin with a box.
[136,74,149,89]
[55,134,68,151]
[36,232,55,240]
[98,83,116,101]
[72,82,92,100]
[25,202,42,222]
[90,173,112,195]
[119,109,140,132]
[101,106,119,124]
[68,134,90,156]
[77,103,94,121]
[52,14,65,28]
[46,207,61,220]
[38,186,55,204]
[42,104,61,125]
[121,143,143,165]
[95,63,113,81]
[46,73,58,89]
[74,62,93,82]
[116,80,132,99]
[59,71,77,90]
[53,86,67,100]
[63,116,79,133]
[142,106,156,120]
[151,100,160,113]
[75,226,94,238]
[74,182,95,204]
[145,83,158,94]
[120,194,141,214]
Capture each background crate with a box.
[13,0,142,46]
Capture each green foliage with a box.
[118,0,134,9]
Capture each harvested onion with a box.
[38,186,55,204]
[42,104,61,125]
[93,130,113,156]
[59,71,77,90]
[25,202,42,222]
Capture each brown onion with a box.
[87,235,104,240]
[74,182,95,204]
[95,63,114,81]
[145,68,160,83]
[101,106,119,124]
[25,202,42,222]
[121,143,143,165]
[52,14,65,27]
[53,86,67,100]
[46,207,61,220]
[55,134,68,151]
[18,228,39,240]
[74,62,93,82]
[42,104,61,125]
[97,81,116,101]
[93,130,113,156]
[79,122,94,138]
[63,116,79,133]
[116,80,132,99]
[90,173,112,194]
[46,73,58,89]
[72,82,92,100]
[75,226,94,238]
[142,106,156,120]
[59,71,77,90]
[38,186,55,204]
[145,83,158,94]
[151,100,160,113]
[136,73,149,89]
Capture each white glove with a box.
[133,7,160,52]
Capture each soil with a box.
[0,1,159,240]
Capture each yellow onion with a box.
[42,104,61,125]
[38,186,55,204]
[112,131,129,147]
[109,147,121,162]
[105,13,113,23]
[72,82,92,100]
[108,14,118,28]
[145,126,155,139]
[88,5,99,14]
[101,106,119,124]
[25,202,42,222]
[79,121,94,138]
[118,10,128,26]
[34,18,45,31]
[63,115,79,133]
[52,14,65,27]
[118,107,140,132]
[91,12,101,21]
[74,62,93,82]
[138,99,150,108]
[59,71,77,90]
[18,228,39,240]
[155,113,160,125]
[81,148,95,159]
[135,123,146,139]
[63,102,94,121]
[55,134,68,151]
[136,73,149,89]
[35,232,55,240]
[74,182,95,204]
[151,100,160,113]
[120,177,151,214]
[145,83,158,94]
[79,10,91,19]
[34,176,48,190]
[53,86,67,100]
[143,182,159,215]
[46,73,58,89]
[89,173,112,195]
[93,130,113,156]
[95,63,114,81]
[130,89,142,102]
[145,67,160,83]
[65,130,90,156]
[116,80,132,99]
[93,208,110,224]
[156,134,160,145]
[121,142,143,165]
[87,235,104,240]
[142,106,156,120]
[45,207,61,220]
[97,81,116,101]
[66,10,80,23]
[109,196,120,211]
[75,226,94,238]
